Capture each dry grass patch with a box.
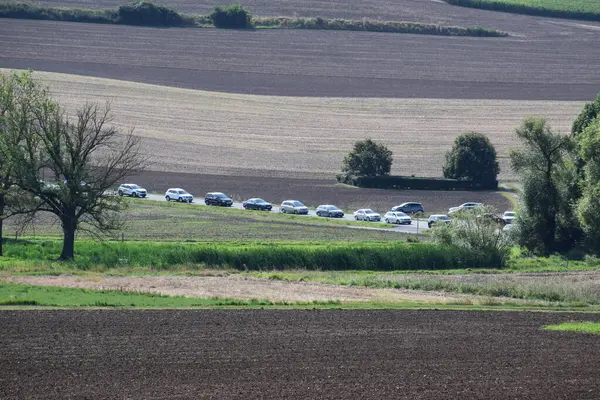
[2,70,583,180]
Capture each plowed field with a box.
[1,310,600,399]
[1,17,599,100]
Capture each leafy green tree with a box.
[443,131,499,188]
[210,4,252,28]
[510,117,575,255]
[576,119,600,252]
[572,93,600,137]
[0,71,46,256]
[340,138,393,180]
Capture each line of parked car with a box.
[117,184,515,228]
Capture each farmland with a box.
[2,310,600,399]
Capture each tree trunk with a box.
[0,217,3,257]
[60,216,76,260]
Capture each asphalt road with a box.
[144,193,430,233]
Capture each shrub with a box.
[342,175,497,190]
[338,139,393,183]
[210,4,252,28]
[443,132,499,189]
[117,1,190,26]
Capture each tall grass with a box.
[254,16,507,37]
[2,239,505,270]
[0,1,507,36]
[444,0,600,22]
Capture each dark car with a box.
[205,192,233,206]
[316,205,344,218]
[243,198,272,211]
[391,202,424,214]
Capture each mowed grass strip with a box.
[0,283,340,308]
[444,0,600,21]
[544,321,600,334]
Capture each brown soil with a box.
[5,274,529,304]
[1,18,599,100]
[1,310,600,399]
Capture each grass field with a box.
[445,0,600,21]
[2,198,404,242]
[4,70,583,181]
[544,321,600,334]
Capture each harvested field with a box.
[8,70,583,182]
[5,274,509,303]
[2,310,600,399]
[1,19,599,100]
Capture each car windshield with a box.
[216,194,228,199]
[440,216,451,221]
[177,190,188,194]
[505,212,516,217]
[328,206,340,210]
[131,185,141,189]
[255,199,266,204]
[397,212,408,217]
[365,209,376,214]
[292,201,304,207]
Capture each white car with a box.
[165,188,194,203]
[448,202,482,214]
[354,209,381,222]
[118,183,147,198]
[384,211,412,225]
[503,211,516,224]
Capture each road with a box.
[144,193,430,233]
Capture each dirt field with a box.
[5,70,581,183]
[5,274,533,304]
[1,310,600,399]
[1,18,599,100]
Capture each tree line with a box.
[0,71,145,260]
[338,94,600,257]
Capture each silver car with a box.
[280,200,309,214]
[384,211,412,225]
[448,202,482,214]
[165,188,194,203]
[118,183,147,198]
[353,209,381,222]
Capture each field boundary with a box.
[0,2,508,37]
[443,0,600,22]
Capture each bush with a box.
[338,139,393,183]
[340,175,497,190]
[117,1,190,26]
[210,4,252,28]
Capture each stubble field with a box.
[1,310,600,399]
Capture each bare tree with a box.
[16,101,146,260]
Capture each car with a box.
[205,192,233,207]
[448,202,483,214]
[384,211,412,225]
[477,213,505,225]
[165,188,193,203]
[118,183,147,198]
[391,202,424,214]
[428,214,452,228]
[503,211,516,224]
[353,209,381,222]
[243,198,272,211]
[316,205,344,218]
[280,200,309,214]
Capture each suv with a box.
[165,188,194,203]
[118,183,147,198]
[280,200,309,215]
[428,214,452,228]
[205,192,233,207]
[391,202,424,214]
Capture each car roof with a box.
[207,192,225,195]
[168,188,185,191]
[431,214,449,217]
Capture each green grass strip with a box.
[0,1,507,36]
[543,321,600,334]
[444,0,600,22]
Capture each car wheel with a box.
[355,216,359,221]
[178,197,183,203]
[165,196,170,202]
[132,192,138,198]
[428,223,433,228]
[385,218,390,224]
[118,190,123,196]
[294,210,298,214]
